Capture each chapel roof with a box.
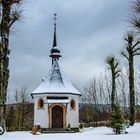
[31,59,81,95]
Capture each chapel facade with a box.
[31,14,81,130]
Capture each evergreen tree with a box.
[106,103,125,134]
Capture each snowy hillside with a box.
[1,123,140,140]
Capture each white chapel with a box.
[31,14,81,131]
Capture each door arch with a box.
[48,104,66,128]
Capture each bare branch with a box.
[115,74,120,79]
[132,41,140,49]
[121,51,129,60]
[134,53,140,56]
[130,15,140,32]
[115,62,119,69]
[115,70,121,76]
[11,0,22,5]
[132,0,140,13]
[8,9,21,28]
[133,47,140,53]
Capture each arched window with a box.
[38,98,44,109]
[70,99,76,110]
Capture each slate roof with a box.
[31,59,81,96]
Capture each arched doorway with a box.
[52,105,63,128]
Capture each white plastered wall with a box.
[33,94,80,128]
[67,95,79,128]
[34,96,48,128]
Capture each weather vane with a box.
[53,13,58,25]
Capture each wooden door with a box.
[52,106,63,128]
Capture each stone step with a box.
[41,128,75,133]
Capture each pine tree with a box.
[106,103,125,134]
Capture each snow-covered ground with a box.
[1,123,140,140]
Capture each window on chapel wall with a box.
[70,99,76,110]
[37,98,44,110]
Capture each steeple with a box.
[49,13,61,64]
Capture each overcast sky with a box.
[8,0,132,96]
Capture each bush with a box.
[79,124,83,129]
[106,103,125,134]
[67,123,71,131]
[0,126,4,135]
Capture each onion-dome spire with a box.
[50,13,61,64]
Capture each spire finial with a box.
[52,13,57,48]
[53,13,57,26]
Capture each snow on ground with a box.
[1,123,140,140]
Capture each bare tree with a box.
[121,32,140,126]
[81,75,112,126]
[106,56,120,111]
[14,88,33,131]
[103,72,112,110]
[117,71,129,119]
[81,78,100,126]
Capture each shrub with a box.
[79,124,83,129]
[106,103,126,134]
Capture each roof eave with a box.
[31,92,82,97]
